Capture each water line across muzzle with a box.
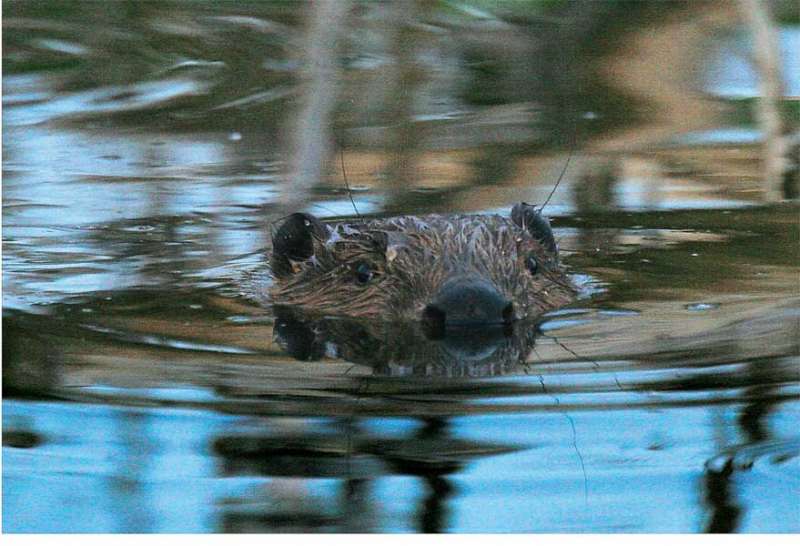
[421,275,514,333]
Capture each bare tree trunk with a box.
[383,0,427,196]
[283,0,351,212]
[737,0,788,201]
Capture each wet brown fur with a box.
[270,212,576,321]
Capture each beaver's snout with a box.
[422,276,513,334]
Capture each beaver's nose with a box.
[422,277,514,331]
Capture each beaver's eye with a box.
[354,261,374,284]
[525,253,539,275]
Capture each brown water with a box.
[3,0,799,533]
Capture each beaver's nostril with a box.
[502,303,514,324]
[422,304,446,325]
[421,304,447,339]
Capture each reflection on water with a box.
[3,0,800,534]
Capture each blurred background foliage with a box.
[4,0,797,210]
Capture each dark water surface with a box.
[3,1,799,533]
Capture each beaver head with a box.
[269,202,576,327]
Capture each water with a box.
[3,0,799,534]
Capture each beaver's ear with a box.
[511,202,557,255]
[272,213,329,277]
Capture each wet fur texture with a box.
[270,207,576,322]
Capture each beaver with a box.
[269,202,576,329]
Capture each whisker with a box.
[341,147,363,222]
